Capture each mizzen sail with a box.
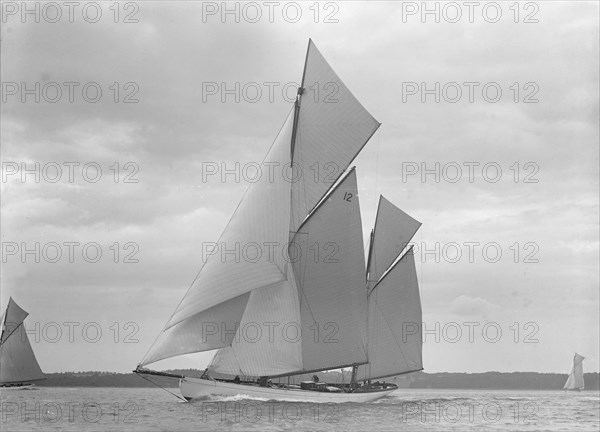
[357,247,423,381]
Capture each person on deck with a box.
[312,374,319,383]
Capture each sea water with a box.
[1,387,599,431]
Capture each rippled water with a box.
[1,387,599,431]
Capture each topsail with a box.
[290,40,380,232]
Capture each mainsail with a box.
[208,168,369,377]
[564,353,585,390]
[140,40,421,384]
[0,298,45,385]
[290,168,368,373]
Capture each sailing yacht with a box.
[564,353,585,391]
[0,298,45,387]
[136,40,423,403]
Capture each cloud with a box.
[450,295,499,317]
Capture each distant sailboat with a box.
[136,39,423,403]
[0,298,45,387]
[563,353,585,391]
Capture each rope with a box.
[136,373,187,402]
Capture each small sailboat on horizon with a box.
[136,39,423,403]
[0,298,45,388]
[563,353,585,391]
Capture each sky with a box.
[1,1,598,375]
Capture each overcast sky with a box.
[1,1,598,375]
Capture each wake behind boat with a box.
[136,40,423,403]
[0,298,45,388]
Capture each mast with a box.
[366,228,375,285]
[350,364,359,390]
[290,39,310,162]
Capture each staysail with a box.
[0,298,45,385]
[357,197,423,381]
[207,265,303,377]
[564,353,585,390]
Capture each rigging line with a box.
[420,229,423,303]
[136,373,186,402]
[0,322,24,348]
[375,131,380,194]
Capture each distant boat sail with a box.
[563,353,585,391]
[0,298,45,387]
[136,39,423,403]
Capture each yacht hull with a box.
[180,377,396,403]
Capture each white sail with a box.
[0,299,44,385]
[207,263,303,378]
[368,196,421,285]
[290,40,380,232]
[564,353,585,390]
[357,247,423,381]
[140,109,295,366]
[291,168,369,373]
